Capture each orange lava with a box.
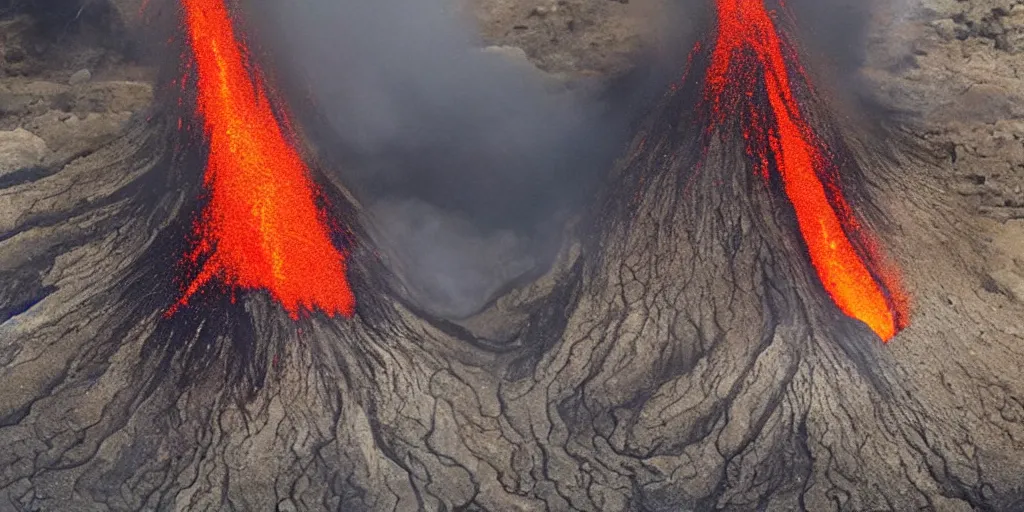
[703,0,906,340]
[170,0,355,319]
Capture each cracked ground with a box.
[1,0,1024,511]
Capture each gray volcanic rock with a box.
[864,0,1024,222]
[68,68,92,85]
[0,1,1023,511]
[0,127,47,176]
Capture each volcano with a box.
[696,0,908,341]
[1,0,1024,510]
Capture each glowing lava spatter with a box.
[170,0,355,319]
[699,0,907,341]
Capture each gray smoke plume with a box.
[241,0,669,319]
[782,0,919,106]
[237,0,898,319]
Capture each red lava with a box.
[170,0,355,319]
[700,0,907,341]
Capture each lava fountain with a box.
[169,0,355,319]
[696,0,907,341]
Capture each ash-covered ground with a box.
[2,0,1024,510]
[863,0,1024,300]
[0,1,151,176]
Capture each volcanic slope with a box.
[1,0,1024,511]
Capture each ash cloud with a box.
[237,0,897,319]
[242,0,668,319]
[781,0,918,100]
[785,0,878,72]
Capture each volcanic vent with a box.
[1,0,1024,510]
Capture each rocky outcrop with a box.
[0,128,47,177]
[864,0,1024,222]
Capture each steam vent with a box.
[2,0,1024,510]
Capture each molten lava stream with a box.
[171,0,355,319]
[703,0,906,341]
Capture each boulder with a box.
[0,128,48,177]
